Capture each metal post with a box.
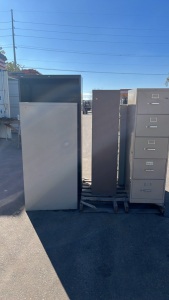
[11,9,16,70]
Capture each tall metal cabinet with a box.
[125,88,169,204]
[20,103,77,210]
[92,90,120,195]
[19,75,82,210]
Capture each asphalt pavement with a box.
[0,114,169,300]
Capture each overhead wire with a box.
[21,66,168,75]
[0,35,12,37]
[0,28,12,30]
[6,58,169,67]
[1,12,168,76]
[14,34,169,45]
[14,20,169,32]
[12,10,169,17]
[14,27,168,38]
[0,44,13,47]
[15,44,169,58]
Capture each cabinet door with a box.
[137,89,169,114]
[20,102,78,211]
[134,137,169,159]
[92,90,119,195]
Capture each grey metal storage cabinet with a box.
[19,75,81,210]
[8,77,19,118]
[92,90,120,195]
[118,104,127,186]
[125,88,169,204]
[20,103,77,210]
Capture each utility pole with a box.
[11,9,16,70]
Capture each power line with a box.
[0,21,11,23]
[0,44,13,47]
[22,66,167,75]
[16,44,169,58]
[14,27,169,38]
[12,10,169,17]
[0,46,13,49]
[14,20,169,32]
[7,58,169,67]
[14,34,169,45]
[0,28,13,30]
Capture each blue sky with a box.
[1,0,169,99]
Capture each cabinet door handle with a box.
[146,125,157,128]
[141,189,152,192]
[147,102,159,105]
[144,148,155,151]
[144,169,154,172]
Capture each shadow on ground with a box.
[0,134,24,216]
[0,191,24,216]
[1,131,169,299]
[28,204,169,300]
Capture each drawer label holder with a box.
[144,182,152,186]
[146,162,153,165]
[152,94,159,98]
[150,117,157,122]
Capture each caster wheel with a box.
[124,201,129,213]
[113,201,118,213]
[124,206,129,213]
[159,205,165,214]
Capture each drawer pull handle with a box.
[144,169,154,172]
[146,125,157,128]
[141,189,152,192]
[144,148,155,151]
[147,102,159,105]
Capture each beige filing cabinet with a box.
[125,88,169,204]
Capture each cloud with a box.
[83,93,92,96]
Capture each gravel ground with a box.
[0,114,169,300]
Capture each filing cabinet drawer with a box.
[131,180,164,200]
[136,115,169,137]
[133,159,166,179]
[134,137,168,158]
[137,89,169,115]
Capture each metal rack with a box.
[80,179,165,214]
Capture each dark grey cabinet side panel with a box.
[92,90,120,195]
[118,105,127,186]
